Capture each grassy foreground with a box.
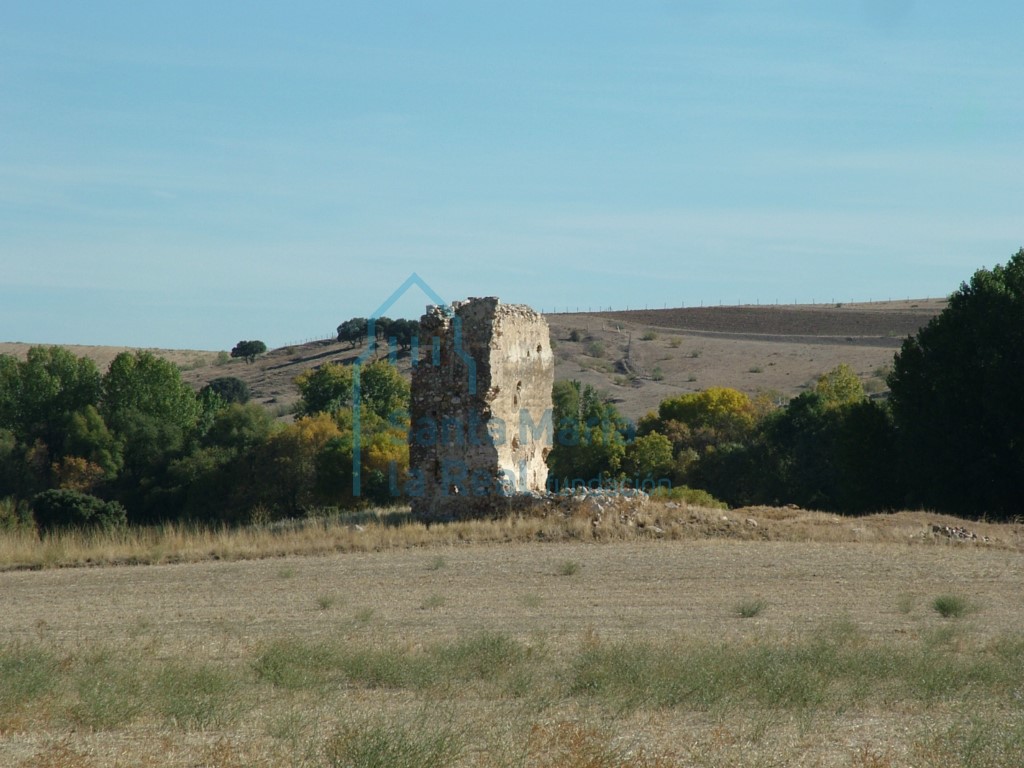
[2,510,1023,766]
[2,621,1023,766]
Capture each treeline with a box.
[0,348,411,532]
[547,368,898,515]
[1,250,1021,531]
[549,249,1024,521]
[337,317,419,351]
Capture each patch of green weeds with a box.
[0,642,59,715]
[325,714,464,768]
[933,594,970,618]
[316,594,340,611]
[735,598,767,618]
[557,560,581,576]
[152,662,243,729]
[420,594,446,610]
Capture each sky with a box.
[2,1,1023,350]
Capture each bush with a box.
[31,489,127,533]
[933,594,970,618]
[557,560,581,576]
[0,496,33,532]
[735,598,767,618]
[326,716,463,768]
[641,331,658,341]
[649,485,728,509]
[200,377,250,405]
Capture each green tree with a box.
[248,413,342,514]
[653,387,756,441]
[357,360,410,420]
[337,318,368,348]
[64,405,123,480]
[203,403,276,453]
[813,363,865,407]
[101,351,202,478]
[546,380,628,487]
[230,340,267,364]
[622,432,674,481]
[200,377,250,404]
[2,347,102,447]
[295,363,354,416]
[383,318,420,351]
[0,355,18,429]
[888,248,1024,518]
[162,405,279,524]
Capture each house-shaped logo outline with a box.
[352,272,476,496]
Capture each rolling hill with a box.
[2,299,944,423]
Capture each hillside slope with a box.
[3,299,944,423]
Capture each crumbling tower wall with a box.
[409,297,554,520]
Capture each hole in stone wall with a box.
[537,344,543,354]
[512,436,520,450]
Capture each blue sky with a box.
[2,2,1022,349]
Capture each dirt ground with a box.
[1,518,1021,767]
[1,535,1019,655]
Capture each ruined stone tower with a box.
[409,297,554,520]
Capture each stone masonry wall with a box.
[409,297,554,520]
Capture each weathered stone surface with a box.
[409,297,554,520]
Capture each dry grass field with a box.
[7,298,1016,768]
[1,505,1023,767]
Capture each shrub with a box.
[649,485,728,509]
[569,329,582,342]
[735,598,767,618]
[200,376,250,405]
[31,489,127,533]
[0,496,33,532]
[933,594,970,618]
[325,716,463,768]
[0,643,59,715]
[586,341,606,358]
[152,662,242,729]
[641,331,658,341]
[557,560,581,576]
